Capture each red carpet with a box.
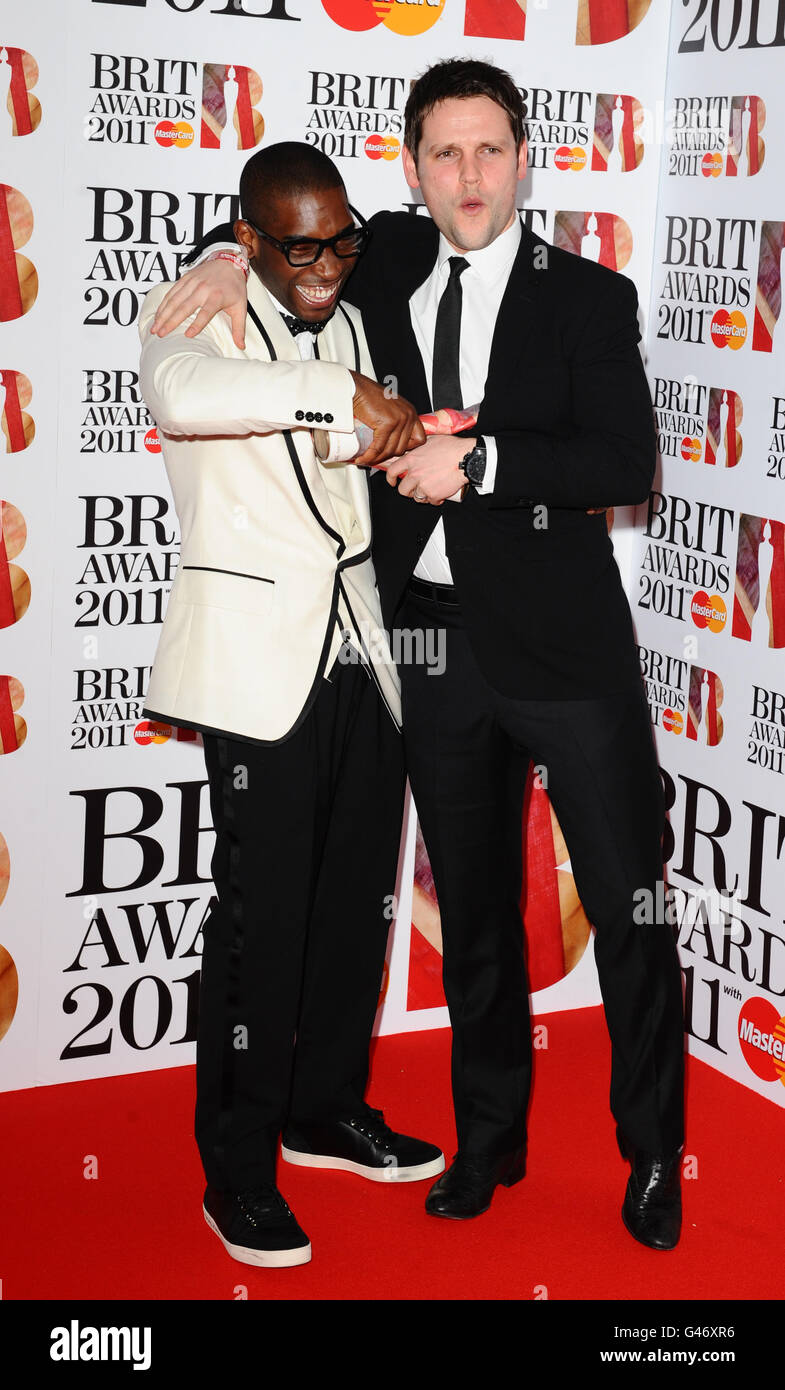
[0,1006,782,1302]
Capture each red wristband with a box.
[210,251,249,278]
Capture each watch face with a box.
[466,445,486,484]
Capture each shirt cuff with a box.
[474,436,497,495]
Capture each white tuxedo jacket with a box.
[138,273,401,743]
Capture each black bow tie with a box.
[280,312,329,337]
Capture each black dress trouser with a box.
[195,655,405,1192]
[398,587,685,1161]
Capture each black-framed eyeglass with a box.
[245,205,370,267]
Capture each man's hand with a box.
[151,258,249,350]
[384,434,470,504]
[350,373,426,467]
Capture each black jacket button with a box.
[324,413,334,424]
[314,412,323,423]
[305,411,315,422]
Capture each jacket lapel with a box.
[245,273,301,362]
[320,306,373,560]
[477,222,545,430]
[369,214,438,414]
[244,275,348,549]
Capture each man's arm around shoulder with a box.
[138,283,354,439]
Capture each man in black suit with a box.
[152,59,685,1251]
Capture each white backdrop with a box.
[1,0,782,1111]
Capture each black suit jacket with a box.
[345,212,654,701]
[189,212,655,700]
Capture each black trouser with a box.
[398,586,685,1160]
[195,657,405,1191]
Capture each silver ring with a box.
[413,489,426,502]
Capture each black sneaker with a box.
[281,1107,445,1183]
[203,1184,311,1267]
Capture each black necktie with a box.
[431,256,469,410]
[280,312,329,337]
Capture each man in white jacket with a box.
[138,143,443,1269]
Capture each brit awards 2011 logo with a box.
[748,683,785,778]
[522,89,645,174]
[322,0,445,34]
[668,94,766,179]
[653,377,743,469]
[640,489,735,630]
[86,55,263,151]
[1,371,34,453]
[656,215,785,354]
[656,215,757,352]
[83,184,239,330]
[639,643,724,744]
[552,210,632,271]
[81,369,155,460]
[306,71,404,162]
[0,47,40,136]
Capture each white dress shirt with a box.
[409,215,521,583]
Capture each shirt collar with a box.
[436,215,521,284]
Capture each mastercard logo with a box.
[690,591,727,633]
[738,996,785,1085]
[134,720,172,745]
[680,437,701,462]
[144,427,161,453]
[701,151,723,178]
[710,309,747,350]
[554,145,587,173]
[322,0,445,35]
[662,708,684,735]
[154,121,194,150]
[364,134,400,161]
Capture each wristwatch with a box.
[458,437,487,488]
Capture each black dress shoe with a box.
[617,1127,682,1251]
[203,1184,311,1267]
[424,1149,526,1220]
[282,1106,444,1183]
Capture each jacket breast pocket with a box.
[178,565,275,617]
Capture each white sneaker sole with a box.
[280,1146,446,1183]
[203,1208,312,1267]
